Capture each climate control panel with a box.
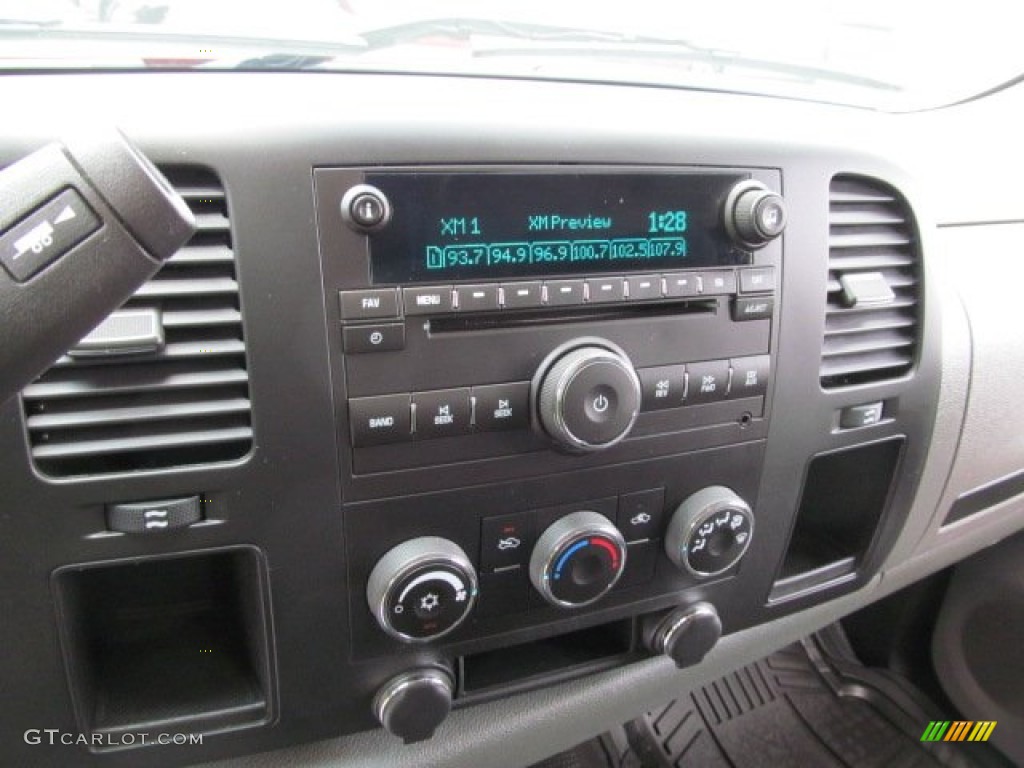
[362,485,756,645]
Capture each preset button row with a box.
[402,270,744,316]
[350,382,530,447]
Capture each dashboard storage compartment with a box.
[459,619,634,697]
[772,438,904,600]
[53,547,273,745]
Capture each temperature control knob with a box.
[724,180,786,249]
[533,340,641,453]
[367,537,478,643]
[530,511,627,607]
[665,486,754,578]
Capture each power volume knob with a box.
[665,487,754,578]
[534,340,642,453]
[724,181,786,249]
[367,537,478,643]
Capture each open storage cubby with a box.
[771,437,904,601]
[458,618,634,698]
[54,547,274,745]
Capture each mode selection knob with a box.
[665,486,754,578]
[367,537,478,643]
[530,511,627,608]
[373,667,453,744]
[533,340,641,453]
[724,180,786,249]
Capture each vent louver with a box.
[22,168,252,476]
[821,175,921,388]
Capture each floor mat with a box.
[622,624,1010,768]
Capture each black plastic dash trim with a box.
[943,468,1024,527]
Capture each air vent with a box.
[821,175,920,388]
[22,168,252,476]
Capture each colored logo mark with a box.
[921,720,997,742]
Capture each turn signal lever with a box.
[0,129,195,405]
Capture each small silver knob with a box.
[367,537,478,643]
[529,510,627,608]
[373,667,453,744]
[665,486,754,578]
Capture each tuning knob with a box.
[665,486,754,578]
[529,511,627,608]
[645,602,722,669]
[367,537,478,643]
[533,339,641,453]
[724,180,786,249]
[373,667,453,744]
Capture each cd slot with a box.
[428,299,717,334]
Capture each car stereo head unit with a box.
[350,171,762,284]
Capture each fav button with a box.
[339,288,400,321]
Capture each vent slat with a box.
[820,350,915,380]
[828,208,906,227]
[193,212,231,232]
[826,296,916,314]
[829,190,897,205]
[134,276,238,298]
[821,309,916,336]
[31,426,254,460]
[827,229,913,249]
[822,329,915,358]
[825,251,915,270]
[27,398,251,431]
[162,308,243,328]
[821,175,920,388]
[23,367,248,400]
[20,168,252,476]
[166,245,234,265]
[173,184,226,202]
[50,338,246,368]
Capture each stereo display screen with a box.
[366,171,750,284]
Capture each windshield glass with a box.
[2,0,1020,111]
